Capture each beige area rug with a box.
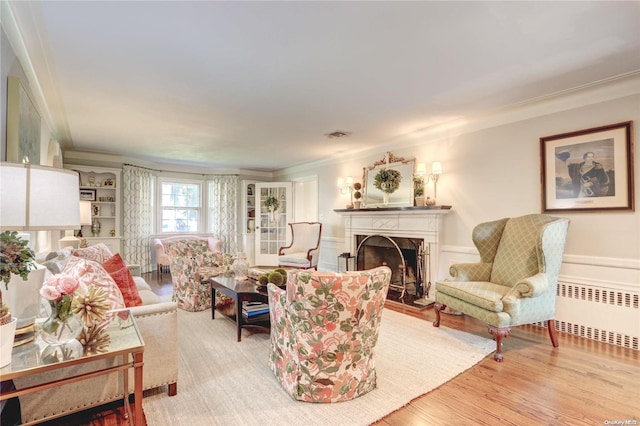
[144,308,494,426]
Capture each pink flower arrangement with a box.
[40,274,82,324]
[40,274,80,302]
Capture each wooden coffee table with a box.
[210,275,269,342]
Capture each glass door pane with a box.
[254,182,292,266]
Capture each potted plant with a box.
[413,176,425,206]
[374,168,402,205]
[0,231,36,366]
[353,182,363,209]
[0,231,45,330]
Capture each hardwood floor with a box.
[32,272,639,425]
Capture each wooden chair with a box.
[278,222,322,270]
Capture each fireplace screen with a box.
[355,235,426,306]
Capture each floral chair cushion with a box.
[166,240,222,312]
[267,266,391,403]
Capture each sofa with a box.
[12,244,178,424]
[154,235,223,278]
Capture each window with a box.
[159,180,202,233]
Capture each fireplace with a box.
[335,207,451,308]
[356,235,426,304]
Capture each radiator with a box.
[535,281,639,350]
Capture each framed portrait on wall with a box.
[540,121,634,213]
[6,77,41,164]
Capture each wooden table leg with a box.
[211,287,216,320]
[236,295,242,342]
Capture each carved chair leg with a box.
[168,382,177,396]
[488,325,511,362]
[433,303,446,327]
[547,319,559,347]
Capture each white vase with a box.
[5,265,46,329]
[232,254,249,281]
[0,317,17,367]
[383,192,389,205]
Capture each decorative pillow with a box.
[72,243,114,264]
[62,256,125,313]
[41,248,74,274]
[102,254,143,307]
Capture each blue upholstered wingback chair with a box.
[433,214,569,362]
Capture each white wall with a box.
[277,81,640,347]
[279,89,640,265]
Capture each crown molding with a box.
[63,149,274,178]
[279,72,640,177]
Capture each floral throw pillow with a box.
[102,254,143,307]
[72,243,114,264]
[62,255,125,313]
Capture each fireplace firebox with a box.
[356,235,429,306]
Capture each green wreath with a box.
[373,169,402,194]
[264,196,279,211]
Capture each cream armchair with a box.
[267,266,391,402]
[278,222,322,270]
[433,214,569,362]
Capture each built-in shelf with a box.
[67,165,122,253]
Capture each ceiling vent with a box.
[325,130,352,139]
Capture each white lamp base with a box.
[59,230,80,249]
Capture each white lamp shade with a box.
[431,161,443,175]
[0,163,80,230]
[416,163,427,175]
[80,200,92,225]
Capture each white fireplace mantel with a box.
[334,207,451,283]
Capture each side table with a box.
[0,310,144,425]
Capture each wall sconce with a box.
[416,163,427,176]
[337,176,354,208]
[337,176,354,195]
[428,161,443,201]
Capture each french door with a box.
[254,182,292,266]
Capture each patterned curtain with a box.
[208,175,238,253]
[122,165,154,273]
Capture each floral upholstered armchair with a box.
[267,266,392,403]
[165,239,222,312]
[433,214,569,362]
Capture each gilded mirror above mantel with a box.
[363,152,415,208]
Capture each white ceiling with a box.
[6,1,640,171]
